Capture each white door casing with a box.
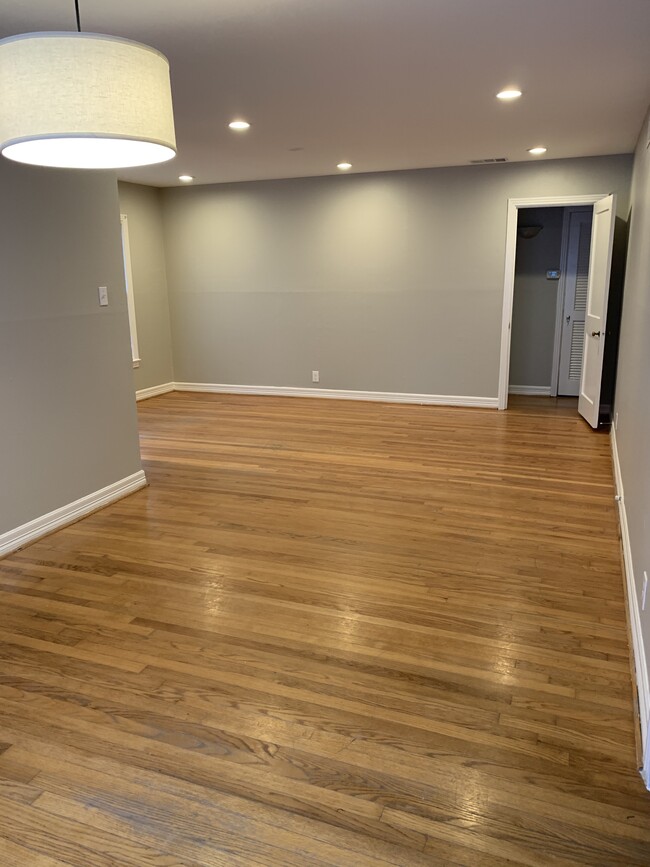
[498,195,607,411]
[578,194,616,428]
[120,214,141,369]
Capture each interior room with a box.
[1,1,650,864]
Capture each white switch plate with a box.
[98,286,108,306]
[643,572,649,612]
[312,370,320,383]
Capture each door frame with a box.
[120,214,141,370]
[498,194,607,410]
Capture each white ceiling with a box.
[1,0,649,187]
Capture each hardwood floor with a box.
[0,392,648,866]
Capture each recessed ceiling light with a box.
[496,89,522,100]
[337,162,352,171]
[527,146,547,156]
[178,174,194,182]
[229,120,251,130]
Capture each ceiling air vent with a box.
[469,157,508,164]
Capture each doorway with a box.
[508,206,593,400]
[498,194,615,426]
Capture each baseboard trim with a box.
[508,385,552,396]
[136,382,175,401]
[611,426,650,786]
[173,382,498,409]
[0,470,147,559]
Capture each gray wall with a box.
[118,182,175,391]
[614,108,650,692]
[509,208,564,388]
[161,155,632,398]
[0,162,142,534]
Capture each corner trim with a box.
[508,385,552,396]
[173,382,498,408]
[611,425,649,787]
[0,470,147,559]
[136,382,175,401]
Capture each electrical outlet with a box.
[98,286,109,307]
[644,573,649,612]
[312,370,320,383]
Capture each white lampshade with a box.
[0,32,176,169]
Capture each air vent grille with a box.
[469,157,508,164]
[569,321,586,380]
[574,222,592,312]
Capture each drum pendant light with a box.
[0,0,176,169]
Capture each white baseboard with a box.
[0,470,147,559]
[611,426,649,786]
[508,385,552,396]
[173,382,498,409]
[136,382,175,401]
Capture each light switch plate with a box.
[98,286,109,307]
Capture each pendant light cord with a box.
[74,0,82,32]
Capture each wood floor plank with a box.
[0,392,647,865]
[0,838,72,867]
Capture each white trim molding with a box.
[173,382,498,408]
[498,194,607,411]
[611,426,650,787]
[508,385,552,396]
[120,214,141,367]
[0,470,147,559]
[136,382,175,401]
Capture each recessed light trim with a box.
[496,89,522,100]
[178,174,194,182]
[337,162,352,171]
[527,146,547,156]
[229,120,251,130]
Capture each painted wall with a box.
[509,208,565,390]
[118,182,175,391]
[614,106,650,738]
[0,162,142,535]
[161,155,631,398]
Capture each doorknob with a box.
[591,330,601,337]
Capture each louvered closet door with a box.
[557,209,593,396]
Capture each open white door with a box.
[578,194,616,428]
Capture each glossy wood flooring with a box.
[0,393,649,866]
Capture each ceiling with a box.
[1,0,649,187]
